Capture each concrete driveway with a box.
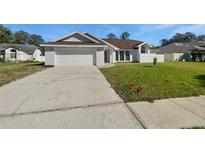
[1,66,205,129]
[0,66,143,128]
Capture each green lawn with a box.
[0,61,46,87]
[100,62,205,102]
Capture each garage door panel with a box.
[56,54,94,65]
[55,48,96,66]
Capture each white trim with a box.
[83,32,120,50]
[54,31,100,43]
[139,42,152,47]
[40,44,107,48]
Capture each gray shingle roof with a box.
[157,41,205,54]
[0,43,20,51]
[0,43,41,54]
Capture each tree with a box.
[107,33,117,39]
[29,34,44,46]
[160,39,170,46]
[14,30,30,44]
[160,32,200,46]
[171,33,186,42]
[120,32,130,40]
[184,32,197,42]
[197,35,205,41]
[0,25,14,43]
[171,32,197,43]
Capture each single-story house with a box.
[157,42,205,61]
[0,44,45,62]
[40,32,164,66]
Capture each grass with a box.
[0,61,46,87]
[100,62,205,102]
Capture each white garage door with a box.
[55,48,96,65]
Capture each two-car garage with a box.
[44,46,105,66]
[55,47,96,65]
[41,32,107,66]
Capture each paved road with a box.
[0,66,205,128]
[0,66,142,128]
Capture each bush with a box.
[153,57,157,66]
[0,58,5,63]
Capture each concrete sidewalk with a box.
[127,96,205,129]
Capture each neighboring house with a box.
[157,42,205,61]
[40,32,164,66]
[0,44,44,62]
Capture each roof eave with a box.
[40,44,107,48]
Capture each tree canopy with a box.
[160,32,204,46]
[14,31,30,44]
[29,34,44,46]
[0,25,14,43]
[0,25,44,46]
[107,33,117,39]
[120,32,130,40]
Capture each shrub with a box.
[0,58,5,63]
[153,57,157,66]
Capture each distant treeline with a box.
[160,32,205,46]
[0,25,44,46]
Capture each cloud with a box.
[173,24,205,35]
[155,24,176,29]
[139,24,176,32]
[92,24,122,36]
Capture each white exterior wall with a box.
[130,51,138,62]
[44,47,106,66]
[138,53,164,63]
[17,51,33,61]
[96,48,104,66]
[4,48,12,61]
[164,53,184,61]
[112,50,116,63]
[45,51,56,66]
[33,49,45,62]
[4,48,33,61]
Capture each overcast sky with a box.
[4,24,205,45]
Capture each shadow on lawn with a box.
[195,75,205,87]
[143,65,154,68]
[28,62,45,66]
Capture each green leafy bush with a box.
[153,57,157,66]
[0,58,5,63]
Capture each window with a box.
[10,49,17,59]
[120,51,124,61]
[141,46,146,53]
[125,51,130,61]
[115,51,119,61]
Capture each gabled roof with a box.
[0,43,20,51]
[83,32,119,49]
[157,42,205,54]
[55,31,101,43]
[41,32,106,47]
[0,43,41,54]
[15,44,41,54]
[83,32,105,43]
[102,39,143,49]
